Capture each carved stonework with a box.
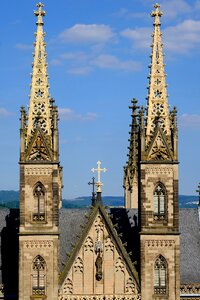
[94,215,104,232]
[74,257,83,273]
[25,166,52,175]
[59,296,141,300]
[63,278,73,295]
[180,284,200,294]
[105,237,114,252]
[125,278,136,294]
[28,134,50,161]
[84,236,94,252]
[148,134,170,160]
[145,167,173,175]
[24,240,53,248]
[115,257,125,273]
[145,240,175,247]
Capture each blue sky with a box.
[0,0,200,198]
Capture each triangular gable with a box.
[146,126,173,161]
[59,204,140,298]
[25,128,53,161]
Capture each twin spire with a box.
[26,2,52,140]
[146,3,170,140]
[20,3,59,162]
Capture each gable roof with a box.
[59,204,140,288]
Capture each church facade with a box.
[0,2,199,300]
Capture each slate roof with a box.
[179,208,200,284]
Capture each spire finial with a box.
[34,2,46,26]
[151,3,163,26]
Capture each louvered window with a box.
[32,255,46,296]
[154,184,166,220]
[33,182,46,222]
[154,255,167,294]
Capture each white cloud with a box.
[67,66,92,75]
[60,52,89,62]
[160,0,191,19]
[121,19,200,54]
[113,8,146,20]
[58,24,115,44]
[164,20,200,53]
[59,108,97,121]
[50,59,62,66]
[91,54,142,72]
[179,114,200,128]
[120,27,151,49]
[15,43,33,50]
[0,108,12,117]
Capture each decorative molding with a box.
[84,236,94,252]
[145,167,173,175]
[94,215,104,232]
[180,284,200,294]
[73,257,83,273]
[115,257,125,273]
[105,237,114,252]
[148,133,171,161]
[63,278,73,295]
[25,166,52,175]
[24,240,53,248]
[59,295,141,300]
[126,278,136,294]
[145,240,175,247]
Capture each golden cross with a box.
[91,161,107,193]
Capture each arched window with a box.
[154,255,167,294]
[32,255,46,296]
[153,183,166,220]
[33,182,46,222]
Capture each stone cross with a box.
[91,161,107,193]
[34,2,46,25]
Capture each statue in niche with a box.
[95,251,102,281]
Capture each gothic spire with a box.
[26,2,52,142]
[146,3,170,141]
[127,99,139,181]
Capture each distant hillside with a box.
[0,190,198,209]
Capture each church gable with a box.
[25,128,53,161]
[146,126,173,161]
[59,206,140,299]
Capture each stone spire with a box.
[146,3,170,141]
[26,2,52,142]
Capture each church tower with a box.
[124,3,180,299]
[19,3,62,299]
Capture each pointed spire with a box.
[146,3,170,140]
[26,2,52,143]
[123,99,139,195]
[128,99,139,175]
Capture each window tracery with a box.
[154,255,167,294]
[153,183,166,220]
[33,182,46,222]
[32,255,46,296]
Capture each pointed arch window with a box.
[153,183,166,220]
[32,255,46,296]
[154,255,167,294]
[33,182,46,222]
